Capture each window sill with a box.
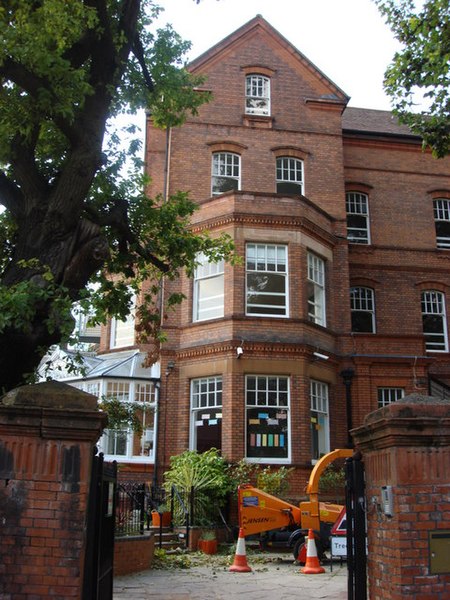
[242,114,274,129]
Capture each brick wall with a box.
[353,395,450,599]
[0,382,106,599]
[114,534,155,576]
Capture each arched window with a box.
[211,152,240,196]
[346,191,370,244]
[276,157,304,195]
[245,74,270,116]
[421,290,448,352]
[350,287,375,333]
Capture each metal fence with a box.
[114,482,228,540]
[115,482,147,537]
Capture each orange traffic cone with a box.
[229,528,252,572]
[301,529,325,574]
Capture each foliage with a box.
[0,0,235,391]
[256,465,295,498]
[318,464,346,494]
[374,0,450,157]
[227,459,294,499]
[199,529,217,541]
[98,396,144,436]
[163,449,233,526]
[152,548,192,570]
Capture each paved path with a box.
[113,552,347,599]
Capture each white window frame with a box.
[110,294,136,349]
[310,380,330,463]
[276,157,304,195]
[190,376,222,452]
[421,290,448,352]
[307,252,326,326]
[211,152,240,196]
[346,192,371,244]
[193,253,225,322]
[433,198,450,249]
[245,74,270,116]
[378,387,404,408]
[245,375,290,464]
[73,379,157,463]
[246,243,288,317]
[350,286,376,333]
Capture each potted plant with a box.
[199,529,217,555]
[151,503,172,528]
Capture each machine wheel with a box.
[293,535,325,564]
[292,537,307,564]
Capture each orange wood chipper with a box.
[237,448,352,563]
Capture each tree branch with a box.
[85,199,169,274]
[132,34,154,92]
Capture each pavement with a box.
[113,550,347,599]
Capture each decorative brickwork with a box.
[353,394,450,599]
[0,381,106,599]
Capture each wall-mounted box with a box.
[429,530,450,574]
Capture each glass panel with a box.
[193,408,222,453]
[246,407,288,459]
[212,176,239,195]
[277,181,303,195]
[351,311,374,333]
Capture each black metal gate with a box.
[345,452,367,600]
[83,452,117,600]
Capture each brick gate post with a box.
[0,381,107,599]
[352,393,450,600]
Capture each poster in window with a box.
[247,407,288,459]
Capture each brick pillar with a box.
[0,381,107,599]
[352,393,450,600]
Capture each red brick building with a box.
[142,15,450,492]
[59,16,450,492]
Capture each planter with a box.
[151,510,171,528]
[200,539,218,555]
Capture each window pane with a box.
[246,244,288,317]
[246,407,288,459]
[276,157,303,195]
[245,75,270,116]
[434,199,450,248]
[212,153,240,196]
[246,375,289,460]
[378,388,404,408]
[351,311,374,333]
[421,290,448,351]
[350,287,375,333]
[307,253,325,325]
[346,192,369,244]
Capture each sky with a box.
[152,0,401,111]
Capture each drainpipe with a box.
[153,126,172,490]
[340,368,355,448]
[152,382,160,490]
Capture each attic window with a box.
[245,74,270,116]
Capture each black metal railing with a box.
[115,482,146,537]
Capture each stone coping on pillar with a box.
[0,380,107,441]
[352,393,450,451]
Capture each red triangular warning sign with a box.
[330,507,346,535]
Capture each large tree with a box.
[0,0,233,392]
[374,0,450,157]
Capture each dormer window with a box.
[245,74,270,116]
